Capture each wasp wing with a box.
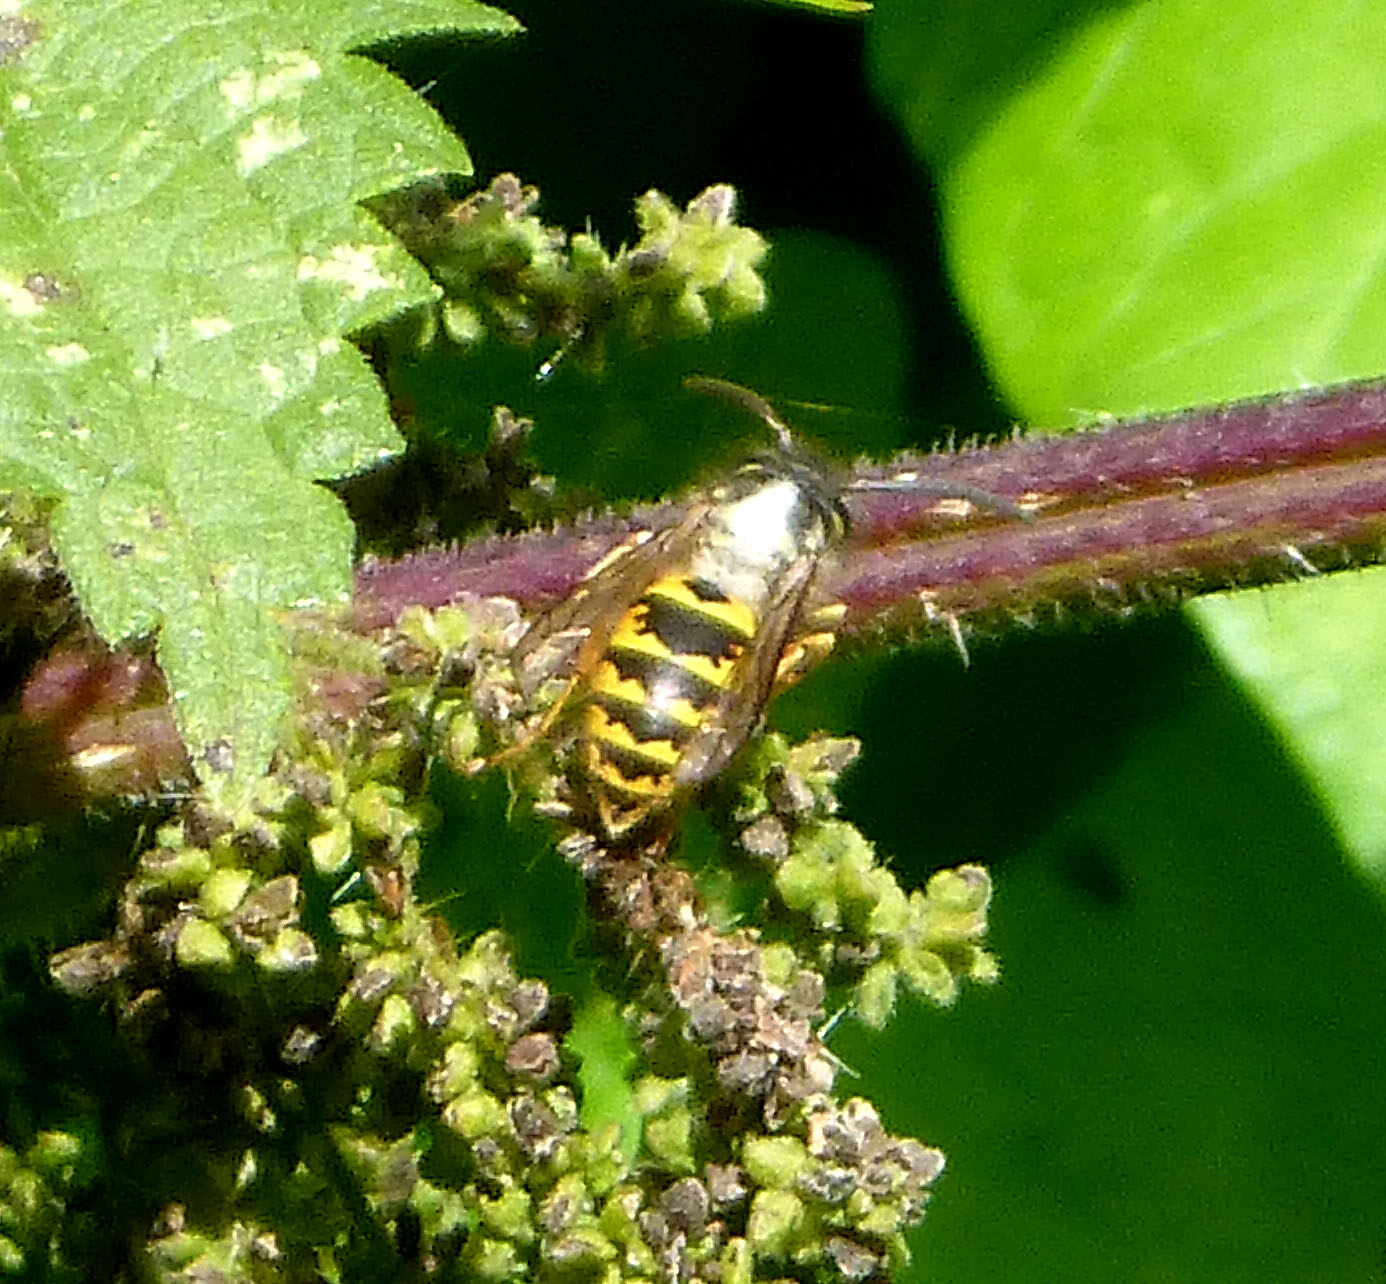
[671,556,826,790]
[513,502,715,684]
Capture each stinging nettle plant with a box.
[5,3,1386,1283]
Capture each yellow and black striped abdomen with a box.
[578,572,761,838]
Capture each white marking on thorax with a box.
[690,478,821,611]
[720,479,804,566]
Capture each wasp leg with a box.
[772,604,846,694]
[465,666,584,776]
[919,598,970,668]
[466,627,606,775]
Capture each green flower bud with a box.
[741,1136,808,1190]
[431,1040,482,1098]
[348,782,408,842]
[746,1188,805,1258]
[443,300,485,347]
[926,864,992,915]
[310,819,353,875]
[580,1122,627,1197]
[147,1226,215,1270]
[898,947,957,1006]
[597,1182,638,1224]
[543,1225,616,1271]
[174,918,234,969]
[437,991,485,1043]
[137,843,213,894]
[759,942,798,989]
[443,1089,508,1140]
[329,901,372,939]
[720,1236,753,1284]
[855,961,898,1030]
[632,1075,687,1116]
[719,258,767,317]
[0,1235,24,1274]
[855,1197,903,1238]
[28,1129,86,1179]
[865,881,910,937]
[442,708,480,768]
[480,1187,534,1243]
[467,1235,521,1280]
[569,233,611,274]
[397,604,473,656]
[6,1168,40,1216]
[643,1109,694,1174]
[371,993,417,1054]
[258,928,318,974]
[775,851,838,929]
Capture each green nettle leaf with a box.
[932,2,1386,419]
[0,0,517,794]
[1190,573,1386,879]
[871,0,1386,880]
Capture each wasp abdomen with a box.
[577,572,766,837]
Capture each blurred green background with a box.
[384,2,1386,1280]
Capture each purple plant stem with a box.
[839,455,1386,632]
[356,378,1386,631]
[15,377,1386,811]
[831,379,1386,632]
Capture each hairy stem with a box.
[11,377,1386,812]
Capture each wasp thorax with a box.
[694,464,844,614]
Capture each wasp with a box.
[496,379,1022,847]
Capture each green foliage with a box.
[17,592,974,1280]
[379,177,768,363]
[0,0,515,794]
[728,734,996,1024]
[1189,575,1386,864]
[5,1,1386,1282]
[872,0,1386,884]
[863,1,1386,1279]
[909,0,1386,418]
[763,0,873,15]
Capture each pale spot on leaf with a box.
[46,342,89,366]
[236,115,307,176]
[0,275,41,317]
[191,316,233,340]
[297,243,391,301]
[258,363,288,400]
[220,52,320,113]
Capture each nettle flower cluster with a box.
[17,596,994,1284]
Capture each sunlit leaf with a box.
[0,0,517,790]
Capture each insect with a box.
[498,379,1022,847]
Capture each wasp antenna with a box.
[817,1005,849,1040]
[851,474,1034,522]
[684,375,796,452]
